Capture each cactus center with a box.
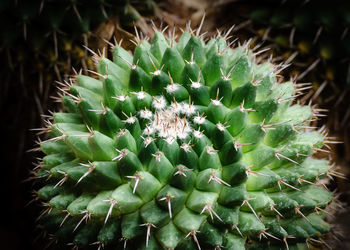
[143,96,200,140]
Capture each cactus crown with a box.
[34,24,334,249]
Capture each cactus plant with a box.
[32,23,335,249]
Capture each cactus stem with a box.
[235,142,254,151]
[140,222,156,248]
[159,195,174,218]
[185,230,201,250]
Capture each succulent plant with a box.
[33,23,335,249]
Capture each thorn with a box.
[76,162,95,185]
[119,237,128,249]
[112,148,127,161]
[73,210,91,232]
[270,204,283,217]
[201,203,222,222]
[232,224,243,237]
[241,199,261,222]
[245,167,270,177]
[275,152,300,165]
[103,198,117,224]
[159,195,174,218]
[261,120,291,132]
[259,230,281,241]
[174,165,193,177]
[185,230,201,250]
[152,151,163,162]
[196,12,206,37]
[295,206,310,223]
[240,100,255,112]
[297,59,320,81]
[140,222,156,248]
[208,171,231,186]
[126,172,143,194]
[60,210,70,227]
[54,170,69,188]
[277,179,302,192]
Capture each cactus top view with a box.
[32,22,336,250]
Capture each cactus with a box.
[32,23,335,249]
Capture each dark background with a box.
[1,0,350,249]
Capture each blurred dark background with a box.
[1,0,350,249]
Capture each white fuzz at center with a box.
[165,83,180,93]
[152,96,167,110]
[144,100,198,140]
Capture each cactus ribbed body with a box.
[35,28,333,249]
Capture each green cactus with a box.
[33,24,334,249]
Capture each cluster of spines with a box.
[30,22,337,250]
